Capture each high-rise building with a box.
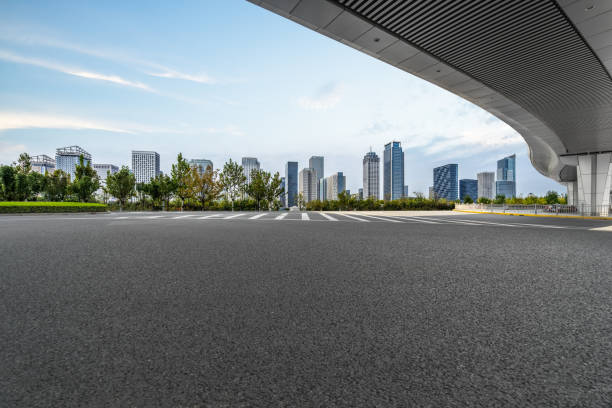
[433,164,458,201]
[132,151,160,184]
[299,168,318,203]
[56,146,91,180]
[189,159,213,174]
[319,178,327,201]
[403,185,410,198]
[326,172,346,200]
[309,156,324,200]
[477,172,495,199]
[429,186,436,200]
[383,141,404,200]
[496,154,516,198]
[93,164,119,186]
[242,157,260,186]
[459,179,478,202]
[279,177,286,207]
[362,151,380,200]
[358,188,363,200]
[285,161,298,207]
[30,155,55,175]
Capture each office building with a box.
[189,158,213,174]
[477,172,495,199]
[56,146,91,180]
[362,151,380,200]
[358,188,363,200]
[429,186,436,200]
[326,172,346,200]
[383,141,404,200]
[285,161,298,207]
[242,157,260,186]
[132,151,160,184]
[30,155,55,175]
[433,164,458,201]
[459,179,478,202]
[319,178,327,201]
[496,154,516,198]
[93,164,119,186]
[309,156,324,200]
[403,185,410,198]
[298,168,318,203]
[279,177,286,207]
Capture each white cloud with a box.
[0,50,153,91]
[297,83,342,110]
[0,142,28,165]
[148,70,216,84]
[0,111,134,134]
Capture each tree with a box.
[44,170,70,201]
[463,195,473,204]
[337,190,350,210]
[136,182,147,209]
[15,153,32,175]
[106,166,135,210]
[171,153,191,211]
[219,159,246,211]
[70,155,100,202]
[189,165,221,210]
[265,172,285,210]
[494,194,506,204]
[245,169,269,211]
[477,197,492,204]
[146,173,175,210]
[296,192,305,211]
[0,165,16,201]
[544,190,560,204]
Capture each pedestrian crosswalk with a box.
[102,211,603,231]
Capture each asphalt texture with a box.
[2,211,612,407]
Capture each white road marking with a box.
[198,214,221,219]
[224,213,245,219]
[590,225,612,232]
[276,213,288,220]
[249,213,267,220]
[319,212,338,221]
[301,213,310,221]
[173,214,197,219]
[358,214,404,223]
[394,216,441,224]
[338,213,370,222]
[145,215,164,219]
[114,216,129,219]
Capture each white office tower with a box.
[298,168,318,203]
[189,159,213,174]
[93,164,119,186]
[132,151,160,184]
[362,151,380,199]
[56,146,91,180]
[30,155,56,175]
[477,172,495,199]
[242,157,260,186]
[326,172,346,200]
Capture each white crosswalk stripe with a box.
[357,214,404,223]
[301,213,310,221]
[276,213,288,220]
[145,215,164,219]
[173,214,197,219]
[395,216,440,224]
[249,213,267,220]
[198,214,221,219]
[338,213,369,222]
[319,212,338,221]
[224,213,245,219]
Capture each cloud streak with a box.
[0,111,134,134]
[298,83,342,110]
[0,50,153,91]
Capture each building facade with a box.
[279,177,286,207]
[132,151,160,184]
[326,172,346,200]
[496,154,516,198]
[459,179,478,202]
[30,154,56,175]
[433,164,459,201]
[189,159,213,174]
[362,151,380,200]
[477,172,496,199]
[383,141,404,200]
[403,185,410,198]
[319,178,327,201]
[93,164,119,186]
[56,146,91,180]
[298,168,318,203]
[285,161,298,207]
[241,157,260,187]
[309,156,324,200]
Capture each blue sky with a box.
[0,0,564,195]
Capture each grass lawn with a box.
[0,202,107,213]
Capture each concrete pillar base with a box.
[576,153,612,216]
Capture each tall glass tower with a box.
[309,156,324,200]
[383,141,404,200]
[496,154,516,198]
[433,164,458,201]
[362,150,380,200]
[285,161,298,207]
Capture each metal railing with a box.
[456,203,611,217]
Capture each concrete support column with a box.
[563,180,578,206]
[576,153,612,215]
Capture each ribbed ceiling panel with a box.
[333,0,612,153]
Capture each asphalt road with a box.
[2,211,612,407]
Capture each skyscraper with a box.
[433,164,458,201]
[403,185,410,198]
[285,161,298,207]
[309,156,324,200]
[132,151,160,184]
[477,172,495,199]
[189,158,213,174]
[56,146,91,180]
[459,179,478,202]
[298,168,318,203]
[279,177,286,207]
[319,178,327,201]
[242,157,260,186]
[383,141,404,200]
[30,155,56,175]
[326,172,346,200]
[362,151,380,200]
[496,154,516,198]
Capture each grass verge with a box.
[0,202,107,213]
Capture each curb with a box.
[453,209,612,220]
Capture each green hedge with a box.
[0,202,108,213]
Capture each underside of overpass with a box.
[250,0,612,213]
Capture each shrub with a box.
[0,202,107,213]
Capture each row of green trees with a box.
[301,192,455,211]
[0,154,99,202]
[467,190,566,205]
